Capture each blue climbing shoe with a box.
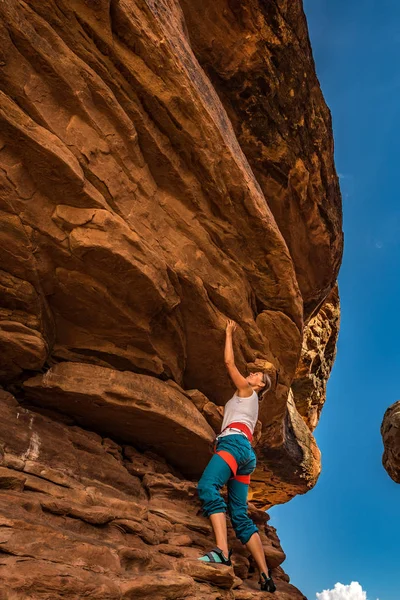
[198,547,232,566]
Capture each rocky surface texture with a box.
[381,401,400,483]
[292,285,340,431]
[0,0,342,598]
[0,390,306,599]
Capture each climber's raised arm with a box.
[224,320,253,396]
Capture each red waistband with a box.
[223,422,253,442]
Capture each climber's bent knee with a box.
[239,524,259,545]
[197,454,232,518]
[197,479,227,517]
[229,512,258,544]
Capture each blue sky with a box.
[269,1,400,599]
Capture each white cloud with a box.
[316,582,367,600]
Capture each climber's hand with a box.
[226,319,237,334]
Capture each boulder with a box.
[381,400,400,483]
[24,362,215,478]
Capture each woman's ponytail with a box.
[258,373,272,402]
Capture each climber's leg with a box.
[197,452,233,560]
[227,477,275,589]
[226,475,258,545]
[226,452,276,591]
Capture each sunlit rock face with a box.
[0,0,341,597]
[382,401,400,483]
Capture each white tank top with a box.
[217,390,259,440]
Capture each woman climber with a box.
[197,319,276,593]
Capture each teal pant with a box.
[197,434,258,544]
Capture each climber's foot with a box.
[259,571,276,593]
[198,547,232,566]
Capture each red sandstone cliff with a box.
[0,1,342,598]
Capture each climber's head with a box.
[246,371,271,399]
